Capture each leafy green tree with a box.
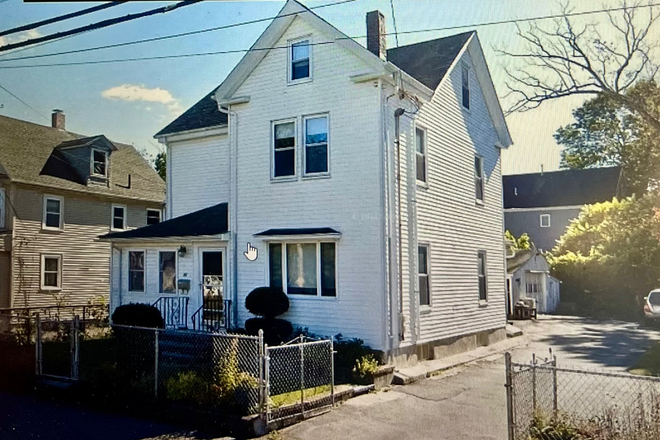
[505,230,531,251]
[549,192,660,318]
[554,81,660,194]
[154,151,166,181]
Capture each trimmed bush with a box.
[334,334,382,384]
[245,318,293,346]
[245,286,289,319]
[111,303,164,328]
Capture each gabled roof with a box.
[503,167,624,209]
[56,135,117,151]
[154,89,228,138]
[100,203,228,240]
[387,32,474,91]
[0,115,164,202]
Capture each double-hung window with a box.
[147,209,161,225]
[273,120,296,178]
[415,127,427,183]
[112,204,126,230]
[304,115,329,175]
[418,245,430,306]
[475,155,484,202]
[159,251,176,293]
[540,214,551,228]
[461,65,470,110]
[290,39,310,82]
[478,251,487,301]
[269,242,336,297]
[128,251,145,292]
[41,254,62,290]
[91,149,108,177]
[43,195,63,230]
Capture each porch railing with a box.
[191,299,231,332]
[152,296,189,329]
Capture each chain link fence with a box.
[265,337,334,423]
[506,352,660,440]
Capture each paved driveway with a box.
[278,316,660,440]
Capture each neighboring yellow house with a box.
[0,111,164,311]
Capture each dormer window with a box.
[91,149,108,177]
[289,38,311,83]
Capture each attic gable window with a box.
[289,38,311,82]
[461,65,470,110]
[91,148,108,177]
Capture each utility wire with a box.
[1,1,659,69]
[0,84,49,121]
[0,2,127,38]
[0,1,201,53]
[0,0,357,63]
[389,0,399,48]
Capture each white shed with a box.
[506,247,560,315]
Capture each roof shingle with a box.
[154,90,228,137]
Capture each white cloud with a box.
[0,29,42,48]
[101,84,183,116]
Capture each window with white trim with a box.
[269,242,336,297]
[111,204,126,230]
[461,65,470,110]
[147,209,161,225]
[475,155,484,202]
[540,214,551,228]
[418,245,430,306]
[273,120,296,178]
[415,127,427,183]
[128,251,145,292]
[43,195,63,230]
[41,254,62,290]
[91,148,108,177]
[478,251,487,301]
[304,115,329,175]
[159,251,176,293]
[289,39,310,82]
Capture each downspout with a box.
[394,107,405,342]
[218,104,238,329]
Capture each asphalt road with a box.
[1,316,658,440]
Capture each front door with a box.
[200,250,225,330]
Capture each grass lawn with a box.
[629,342,660,376]
[270,385,331,408]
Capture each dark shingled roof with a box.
[0,115,164,202]
[101,203,228,240]
[154,90,228,137]
[387,31,474,90]
[255,227,341,236]
[503,167,624,209]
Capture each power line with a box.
[389,0,399,48]
[0,1,202,53]
[0,0,357,63]
[0,84,49,121]
[0,2,127,38]
[1,1,659,69]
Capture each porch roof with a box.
[100,203,228,240]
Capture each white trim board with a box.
[504,205,584,213]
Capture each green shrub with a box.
[166,371,211,406]
[245,318,293,346]
[111,303,164,328]
[245,286,289,318]
[355,354,379,378]
[333,334,382,384]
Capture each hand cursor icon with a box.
[244,242,258,261]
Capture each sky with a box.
[0,0,644,174]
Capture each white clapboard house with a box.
[101,0,513,365]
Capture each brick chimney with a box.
[51,109,65,130]
[366,10,386,60]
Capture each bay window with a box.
[269,242,336,297]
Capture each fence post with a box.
[258,329,264,418]
[531,353,537,412]
[300,341,305,417]
[35,314,42,376]
[71,315,80,381]
[552,353,558,415]
[505,352,515,440]
[154,329,159,399]
[330,339,335,407]
[264,344,270,424]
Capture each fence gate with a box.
[36,315,80,381]
[264,338,334,423]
